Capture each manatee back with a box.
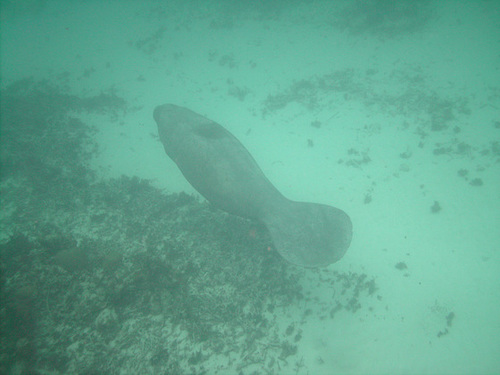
[155,104,284,219]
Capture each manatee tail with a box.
[261,201,352,267]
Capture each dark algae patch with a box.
[437,313,455,338]
[431,201,441,213]
[446,312,455,327]
[469,178,483,186]
[395,262,408,270]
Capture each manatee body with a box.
[154,104,352,267]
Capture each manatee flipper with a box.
[154,104,352,267]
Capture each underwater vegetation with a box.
[0,79,379,374]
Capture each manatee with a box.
[154,104,352,267]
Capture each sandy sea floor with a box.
[1,1,499,374]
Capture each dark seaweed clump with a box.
[0,78,125,201]
[333,0,434,37]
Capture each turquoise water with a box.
[1,1,499,374]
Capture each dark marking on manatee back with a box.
[154,103,353,267]
[195,122,227,139]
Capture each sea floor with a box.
[1,1,499,374]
